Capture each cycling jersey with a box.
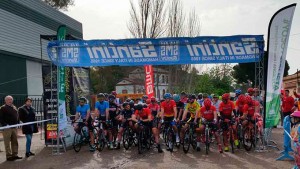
[148,103,160,117]
[212,100,221,112]
[282,96,295,113]
[200,106,216,121]
[134,108,152,120]
[120,109,133,119]
[243,101,258,117]
[176,101,185,119]
[235,99,244,112]
[95,101,109,116]
[185,101,200,118]
[161,100,176,117]
[109,102,119,119]
[219,101,235,117]
[76,104,90,119]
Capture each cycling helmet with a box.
[235,89,242,95]
[122,102,129,108]
[213,94,219,98]
[129,100,135,108]
[79,97,87,102]
[203,93,208,98]
[291,111,300,125]
[245,95,252,104]
[189,94,197,100]
[237,94,246,104]
[150,96,156,102]
[291,111,300,118]
[108,94,115,100]
[204,98,211,109]
[104,93,109,98]
[222,93,230,100]
[197,93,203,98]
[136,103,143,110]
[173,94,180,102]
[142,95,148,100]
[111,91,117,96]
[146,99,151,104]
[164,93,172,99]
[247,88,254,93]
[97,93,105,98]
[143,103,148,108]
[126,98,132,102]
[181,91,186,96]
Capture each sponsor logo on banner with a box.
[47,131,57,139]
[159,40,179,61]
[47,124,58,131]
[144,65,154,98]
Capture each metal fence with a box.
[0,96,44,124]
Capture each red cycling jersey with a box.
[243,101,257,117]
[148,103,160,116]
[282,96,295,113]
[235,99,244,112]
[134,108,152,120]
[161,100,176,117]
[200,106,216,121]
[219,101,235,117]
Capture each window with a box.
[162,75,165,83]
[122,89,128,94]
[166,76,168,84]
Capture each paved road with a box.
[0,128,295,169]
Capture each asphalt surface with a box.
[0,128,295,169]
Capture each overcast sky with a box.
[63,0,300,75]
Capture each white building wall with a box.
[116,85,134,94]
[26,60,43,97]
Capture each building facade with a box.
[283,71,300,94]
[0,0,82,98]
[116,67,169,100]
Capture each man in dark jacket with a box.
[18,98,38,158]
[0,95,22,161]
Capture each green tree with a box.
[43,0,74,10]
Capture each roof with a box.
[130,67,169,74]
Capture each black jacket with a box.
[0,104,19,126]
[18,105,38,134]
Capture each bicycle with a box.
[72,121,92,153]
[163,120,176,152]
[242,117,256,151]
[182,121,197,154]
[202,120,214,155]
[137,121,151,154]
[220,118,237,153]
[122,120,136,150]
[94,120,107,152]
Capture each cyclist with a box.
[180,91,188,103]
[211,94,221,113]
[74,97,95,151]
[199,98,223,153]
[115,102,134,149]
[235,94,246,117]
[219,93,238,152]
[142,95,149,103]
[247,88,255,97]
[180,94,201,151]
[111,91,121,106]
[173,94,185,120]
[95,93,111,149]
[161,93,179,149]
[235,89,242,101]
[108,94,120,149]
[132,104,163,153]
[197,93,203,106]
[241,96,259,128]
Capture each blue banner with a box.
[47,35,264,67]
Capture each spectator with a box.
[0,95,22,161]
[18,98,38,158]
[281,90,295,118]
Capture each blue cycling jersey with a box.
[95,101,109,116]
[76,104,90,119]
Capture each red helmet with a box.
[247,88,254,93]
[146,99,151,104]
[150,96,156,102]
[204,99,211,109]
[238,94,246,104]
[222,93,230,100]
[245,96,252,104]
[253,88,258,92]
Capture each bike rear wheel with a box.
[123,128,130,150]
[229,128,234,153]
[205,128,210,155]
[237,124,243,149]
[73,133,82,153]
[243,127,252,151]
[138,131,144,154]
[167,128,174,152]
[96,132,105,152]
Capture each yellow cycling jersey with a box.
[185,101,201,118]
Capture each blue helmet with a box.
[173,94,180,102]
[164,93,172,99]
[235,89,242,95]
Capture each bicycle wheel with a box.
[237,124,243,149]
[73,133,82,153]
[205,128,210,155]
[138,131,144,154]
[123,128,130,150]
[182,129,190,154]
[229,128,234,153]
[167,128,174,152]
[145,128,151,150]
[243,127,252,151]
[96,132,105,152]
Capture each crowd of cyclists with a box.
[73,88,263,154]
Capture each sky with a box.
[63,0,300,75]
